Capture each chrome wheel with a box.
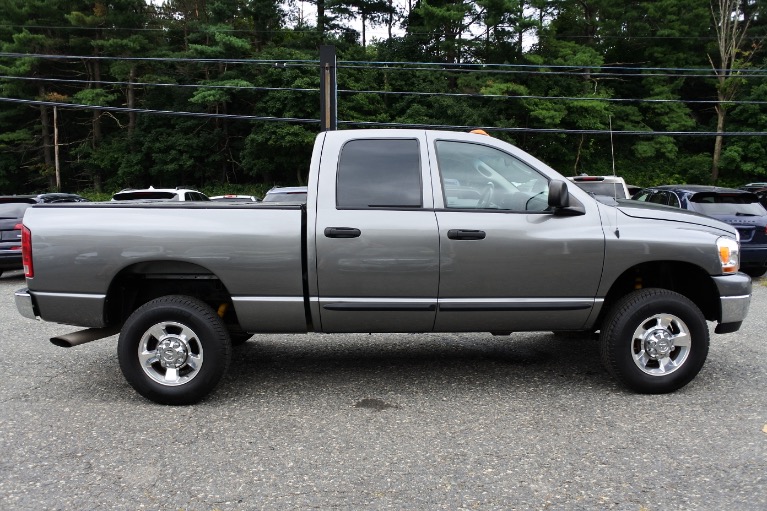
[630,313,691,376]
[118,295,231,405]
[600,288,709,394]
[138,321,204,386]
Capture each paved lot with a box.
[1,269,765,510]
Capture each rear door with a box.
[313,131,440,333]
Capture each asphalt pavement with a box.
[1,269,765,510]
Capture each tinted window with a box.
[575,182,627,198]
[336,139,421,208]
[689,193,767,216]
[632,191,651,201]
[435,140,550,212]
[113,191,177,201]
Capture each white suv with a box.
[112,187,209,202]
[567,175,630,199]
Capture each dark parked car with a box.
[632,185,767,277]
[0,193,89,276]
[740,182,767,192]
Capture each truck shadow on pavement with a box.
[214,332,614,403]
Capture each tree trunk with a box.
[53,105,61,192]
[38,85,55,189]
[712,105,726,182]
[317,0,325,34]
[127,64,137,135]
[91,60,103,192]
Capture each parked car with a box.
[740,182,767,192]
[751,188,767,209]
[567,175,631,199]
[112,187,209,202]
[262,186,308,203]
[1,193,89,276]
[262,186,307,204]
[209,194,260,202]
[632,185,767,277]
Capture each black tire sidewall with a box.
[601,289,709,394]
[118,295,231,405]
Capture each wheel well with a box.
[104,261,241,329]
[599,261,719,327]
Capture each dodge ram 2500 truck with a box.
[15,129,751,405]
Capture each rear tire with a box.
[600,289,709,394]
[118,295,231,405]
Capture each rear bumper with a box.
[712,273,752,332]
[0,251,22,271]
[740,245,767,266]
[15,288,38,320]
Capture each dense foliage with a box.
[1,0,766,196]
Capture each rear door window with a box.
[336,139,422,209]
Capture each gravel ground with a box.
[1,269,765,510]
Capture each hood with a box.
[614,199,737,236]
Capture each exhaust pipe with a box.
[50,326,120,348]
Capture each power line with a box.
[339,119,767,136]
[0,74,317,93]
[340,88,767,106]
[0,96,320,124]
[0,52,317,66]
[7,74,763,105]
[338,63,766,79]
[3,52,766,78]
[343,60,767,74]
[2,96,766,137]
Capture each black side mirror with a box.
[548,180,569,209]
[548,180,586,216]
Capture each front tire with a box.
[600,289,709,394]
[118,295,232,405]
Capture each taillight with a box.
[20,224,33,278]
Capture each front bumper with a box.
[712,273,752,333]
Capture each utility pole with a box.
[319,45,337,131]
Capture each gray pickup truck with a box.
[15,129,751,405]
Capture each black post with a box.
[319,45,337,131]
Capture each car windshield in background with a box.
[689,193,767,216]
[577,182,627,198]
[262,190,308,203]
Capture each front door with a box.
[429,137,606,332]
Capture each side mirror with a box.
[548,180,569,209]
[548,180,585,216]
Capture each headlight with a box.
[717,237,740,274]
